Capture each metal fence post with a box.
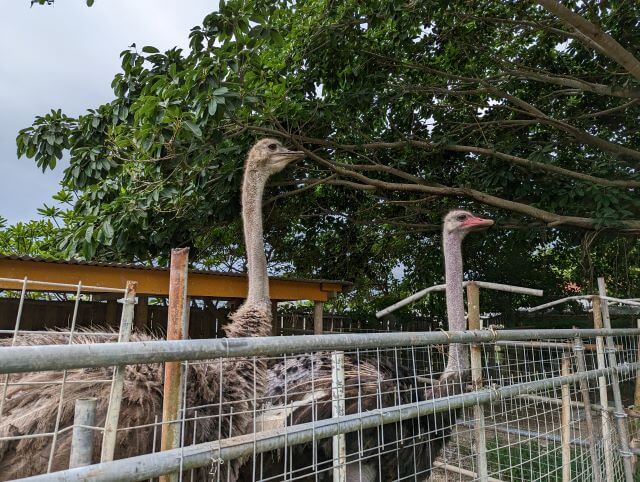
[331,351,346,482]
[466,282,488,481]
[100,280,137,462]
[70,397,97,468]
[560,353,571,482]
[161,248,190,482]
[597,277,635,482]
[592,295,615,482]
[573,336,603,482]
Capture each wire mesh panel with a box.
[1,317,639,481]
[0,276,129,479]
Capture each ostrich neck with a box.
[242,168,270,305]
[442,230,469,377]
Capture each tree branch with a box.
[294,145,640,232]
[247,125,640,188]
[503,68,640,98]
[536,0,640,82]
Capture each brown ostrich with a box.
[241,210,493,481]
[0,139,303,481]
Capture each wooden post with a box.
[597,278,635,482]
[573,336,603,482]
[100,280,137,462]
[134,295,148,332]
[561,353,571,482]
[331,351,346,482]
[466,282,488,481]
[314,301,324,335]
[592,295,615,482]
[635,318,640,409]
[271,301,280,336]
[160,248,190,482]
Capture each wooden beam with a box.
[0,258,347,301]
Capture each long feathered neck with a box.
[242,166,270,305]
[442,229,469,377]
[225,161,272,339]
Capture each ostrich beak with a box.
[462,216,494,231]
[275,147,305,162]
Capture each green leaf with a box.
[208,99,218,115]
[184,120,202,138]
[142,46,160,54]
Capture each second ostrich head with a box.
[241,139,304,307]
[441,209,493,378]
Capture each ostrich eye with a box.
[268,143,277,151]
[456,214,467,221]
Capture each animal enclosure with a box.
[1,275,640,482]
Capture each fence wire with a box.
[0,276,639,482]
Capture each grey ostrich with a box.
[0,139,303,481]
[242,209,493,482]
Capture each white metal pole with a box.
[331,351,346,482]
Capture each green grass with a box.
[485,439,590,481]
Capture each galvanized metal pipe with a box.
[2,328,640,375]
[69,398,98,468]
[592,296,615,482]
[526,295,593,312]
[17,361,639,482]
[331,351,346,482]
[573,336,603,482]
[376,280,543,318]
[0,276,125,293]
[597,278,635,482]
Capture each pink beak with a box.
[462,215,494,229]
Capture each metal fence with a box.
[1,275,640,482]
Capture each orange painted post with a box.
[160,248,190,482]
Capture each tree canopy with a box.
[14,0,640,310]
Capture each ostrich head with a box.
[245,139,304,178]
[443,209,494,237]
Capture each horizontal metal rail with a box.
[0,277,125,294]
[376,280,543,318]
[1,329,639,375]
[526,294,640,312]
[17,360,639,482]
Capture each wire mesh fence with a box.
[0,275,639,481]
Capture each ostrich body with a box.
[0,139,303,481]
[241,210,493,481]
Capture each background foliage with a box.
[9,0,640,316]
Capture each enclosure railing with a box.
[2,274,640,482]
[1,327,639,482]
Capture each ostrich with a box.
[241,209,493,481]
[0,139,303,480]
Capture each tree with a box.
[0,217,61,258]
[16,0,640,305]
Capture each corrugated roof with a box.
[0,254,352,287]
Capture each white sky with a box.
[0,0,216,224]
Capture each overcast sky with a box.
[0,1,216,225]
